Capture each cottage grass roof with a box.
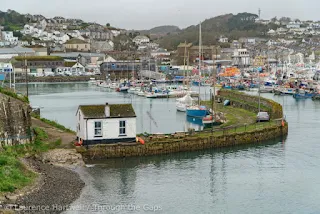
[79,104,136,119]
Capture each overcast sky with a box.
[0,0,318,29]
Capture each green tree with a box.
[106,23,111,27]
[13,31,23,39]
[279,17,291,23]
[271,17,278,22]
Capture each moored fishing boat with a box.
[274,87,295,95]
[137,90,145,96]
[117,83,129,92]
[202,114,222,128]
[109,82,119,89]
[186,105,207,118]
[128,86,141,94]
[145,92,158,98]
[259,85,274,93]
[128,87,136,94]
[293,89,315,99]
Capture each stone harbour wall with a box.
[15,75,102,83]
[77,122,288,159]
[218,90,283,119]
[0,93,32,146]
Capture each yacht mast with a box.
[198,22,202,105]
[183,41,187,83]
[187,50,190,86]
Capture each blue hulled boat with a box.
[293,89,315,99]
[192,81,203,86]
[186,105,207,118]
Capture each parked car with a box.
[257,112,270,122]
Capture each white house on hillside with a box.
[76,103,137,145]
[219,36,228,43]
[111,30,121,37]
[286,22,301,29]
[1,31,18,43]
[267,29,276,35]
[133,35,150,45]
[232,49,250,66]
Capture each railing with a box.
[194,119,284,137]
[0,134,34,141]
[147,119,285,141]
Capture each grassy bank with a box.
[218,89,283,119]
[0,154,36,193]
[31,113,75,134]
[0,87,29,103]
[0,128,61,194]
[193,120,281,138]
[137,104,257,137]
[201,102,256,127]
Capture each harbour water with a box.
[17,83,320,214]
[17,82,214,134]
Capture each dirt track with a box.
[31,118,76,149]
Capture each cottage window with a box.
[119,121,126,136]
[94,121,102,137]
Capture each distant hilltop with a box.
[0,9,122,32]
[135,25,181,38]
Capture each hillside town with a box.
[1,5,320,214]
[0,10,320,81]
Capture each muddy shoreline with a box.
[13,158,85,214]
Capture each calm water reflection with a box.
[17,82,215,133]
[17,83,320,214]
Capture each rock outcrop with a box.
[0,92,32,147]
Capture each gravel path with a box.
[31,117,76,149]
[16,159,85,214]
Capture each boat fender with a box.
[136,137,145,145]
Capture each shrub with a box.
[0,154,35,193]
[0,87,29,103]
[31,113,75,134]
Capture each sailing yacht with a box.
[186,22,207,118]
[176,93,194,112]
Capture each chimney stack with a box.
[105,103,110,117]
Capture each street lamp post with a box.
[24,52,29,98]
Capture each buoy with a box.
[136,137,145,145]
[75,139,83,146]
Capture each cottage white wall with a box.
[76,111,87,140]
[86,118,136,141]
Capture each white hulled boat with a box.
[176,93,194,112]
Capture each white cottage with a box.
[76,103,137,145]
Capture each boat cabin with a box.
[76,103,137,145]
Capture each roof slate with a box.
[79,104,136,119]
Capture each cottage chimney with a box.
[105,103,110,117]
